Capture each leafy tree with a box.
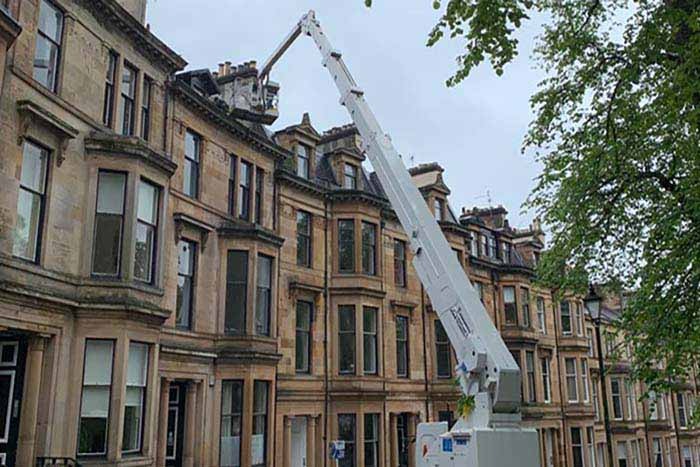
[366,0,700,393]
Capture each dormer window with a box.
[501,242,511,263]
[434,198,444,221]
[343,163,358,189]
[488,236,497,259]
[296,144,310,179]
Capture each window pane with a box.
[255,255,272,336]
[137,181,158,224]
[96,172,126,214]
[176,241,196,329]
[225,251,248,333]
[20,142,48,192]
[13,189,42,260]
[339,306,356,374]
[33,33,60,90]
[79,340,113,456]
[339,220,355,272]
[362,222,376,275]
[134,223,155,282]
[252,381,268,467]
[363,307,377,374]
[92,215,123,275]
[38,0,63,42]
[221,381,243,467]
[338,414,356,467]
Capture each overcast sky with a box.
[147,1,545,228]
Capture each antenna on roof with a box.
[475,189,494,207]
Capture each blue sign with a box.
[442,438,453,453]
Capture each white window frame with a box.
[581,360,590,403]
[565,358,579,403]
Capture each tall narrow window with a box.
[361,222,377,275]
[255,168,264,224]
[78,340,114,456]
[228,155,237,215]
[611,378,623,420]
[434,198,444,221]
[141,76,152,140]
[501,242,511,263]
[220,380,243,467]
[683,446,692,467]
[225,250,248,334]
[541,357,551,403]
[255,255,272,336]
[295,301,312,373]
[33,0,63,91]
[296,211,312,267]
[503,286,517,325]
[123,342,148,453]
[575,303,584,336]
[363,307,378,375]
[296,145,310,179]
[470,233,478,257]
[184,131,200,198]
[438,411,455,429]
[435,320,451,378]
[593,379,600,420]
[677,393,688,428]
[479,234,487,257]
[364,414,379,467]
[626,381,637,419]
[92,171,126,275]
[103,51,118,127]
[14,141,48,262]
[537,297,546,334]
[339,305,356,374]
[565,358,578,402]
[586,427,595,467]
[587,329,595,357]
[239,161,252,221]
[474,282,484,303]
[617,442,628,467]
[521,288,531,328]
[570,428,584,467]
[581,360,590,403]
[394,239,407,287]
[176,240,196,329]
[652,438,663,467]
[120,63,137,136]
[560,301,572,335]
[134,180,159,284]
[338,414,356,467]
[252,381,268,467]
[525,351,536,403]
[338,220,355,273]
[344,163,358,189]
[396,316,409,378]
[488,236,498,259]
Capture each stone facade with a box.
[0,1,697,467]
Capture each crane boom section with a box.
[275,11,521,414]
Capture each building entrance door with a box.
[166,382,187,467]
[0,339,26,466]
[291,417,307,467]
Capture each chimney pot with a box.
[223,62,232,76]
[218,63,225,75]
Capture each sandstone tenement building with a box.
[0,1,698,466]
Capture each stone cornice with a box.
[75,0,186,73]
[217,220,285,248]
[85,131,177,177]
[276,169,328,196]
[328,189,390,209]
[171,80,289,161]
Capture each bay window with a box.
[525,351,536,403]
[363,307,378,375]
[255,168,264,224]
[581,360,590,403]
[255,254,272,336]
[228,155,237,215]
[503,286,517,325]
[541,357,551,403]
[122,342,148,453]
[252,381,269,467]
[364,414,379,467]
[394,239,406,287]
[220,380,243,467]
[537,297,546,333]
[396,315,409,378]
[565,358,578,403]
[120,63,137,136]
[141,76,152,140]
[239,161,252,220]
[78,339,114,456]
[225,250,248,334]
[338,220,355,273]
[361,222,377,275]
[14,141,49,263]
[435,320,451,379]
[296,211,312,267]
[92,171,126,276]
[134,179,159,283]
[103,51,118,127]
[296,145,310,179]
[560,301,572,335]
[611,378,623,420]
[339,305,356,374]
[521,288,531,327]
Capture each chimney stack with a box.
[218,63,225,76]
[224,61,232,76]
[116,0,147,24]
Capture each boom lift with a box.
[236,11,540,467]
